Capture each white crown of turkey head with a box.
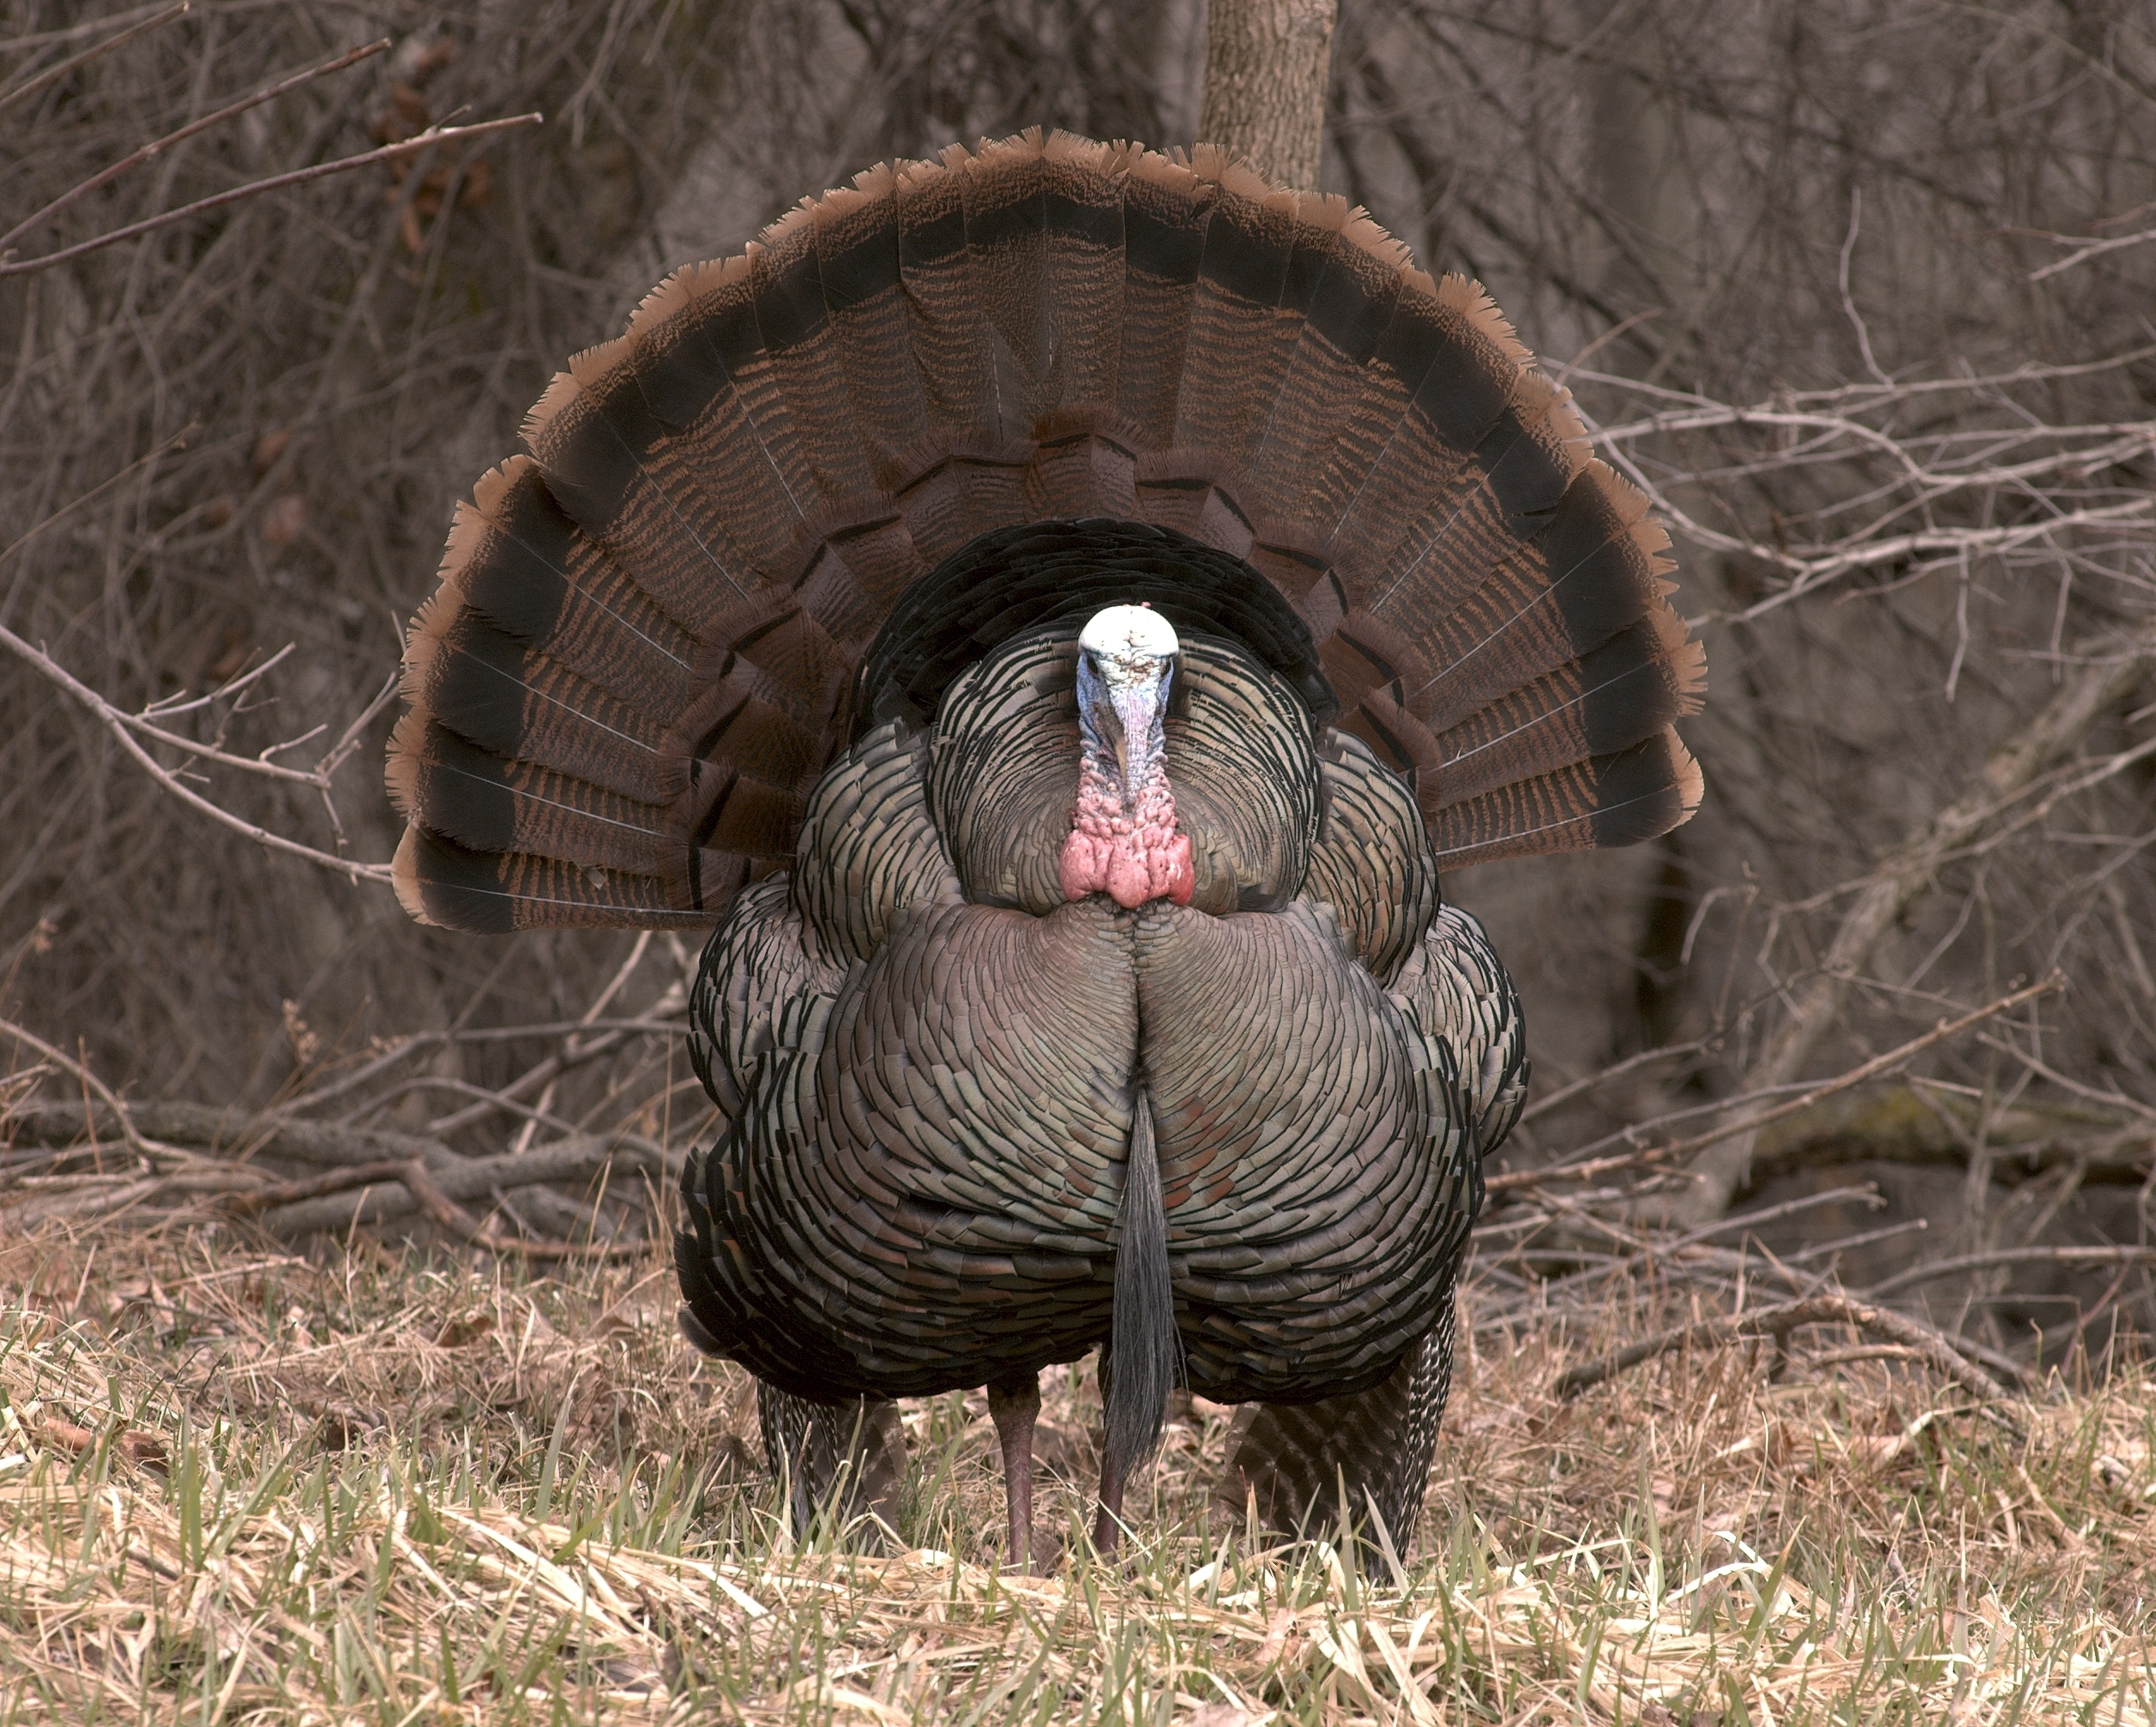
[1062,605,1195,910]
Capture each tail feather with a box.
[440,461,702,708]
[389,135,1706,930]
[656,259,817,564]
[389,719,671,872]
[525,350,752,631]
[895,153,999,449]
[392,824,684,931]
[1431,728,1704,868]
[1432,613,1705,807]
[755,207,891,507]
[1174,152,1303,463]
[810,164,930,488]
[1115,149,1216,445]
[1245,196,1401,525]
[1321,275,1503,575]
[396,619,675,804]
[1104,1092,1180,1484]
[1040,132,1131,411]
[696,256,822,532]
[967,133,1059,436]
[1408,466,1674,735]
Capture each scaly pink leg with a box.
[986,1372,1042,1574]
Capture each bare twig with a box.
[2,1020,157,1158]
[1858,1245,2156,1304]
[1517,1038,1712,1126]
[2029,226,2156,283]
[0,1,190,119]
[1662,976,2064,1167]
[0,39,393,256]
[0,113,543,279]
[0,426,196,569]
[1485,1146,1674,1195]
[0,621,394,885]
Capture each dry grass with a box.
[3,1225,2152,1725]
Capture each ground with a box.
[2,1223,2152,1725]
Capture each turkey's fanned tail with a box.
[390,129,1703,930]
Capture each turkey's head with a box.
[1060,605,1195,909]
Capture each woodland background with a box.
[3,0,2155,1363]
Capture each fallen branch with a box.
[3,1099,459,1170]
[227,1157,647,1260]
[220,1159,422,1213]
[250,1134,667,1240]
[1552,1294,2024,1404]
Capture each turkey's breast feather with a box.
[678,676,1490,1405]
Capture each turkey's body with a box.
[388,133,1704,1557]
[679,620,1497,1406]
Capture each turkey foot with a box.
[985,1370,1045,1573]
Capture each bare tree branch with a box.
[0,113,542,280]
[0,2,190,119]
[0,622,394,885]
[1661,975,2063,1167]
[0,39,392,256]
[1679,613,2156,1219]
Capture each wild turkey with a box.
[387,131,1704,1565]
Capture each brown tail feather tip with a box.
[391,826,432,925]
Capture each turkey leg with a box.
[986,1371,1043,1572]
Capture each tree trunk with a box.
[1199,0,1338,188]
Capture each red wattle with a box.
[1060,757,1191,908]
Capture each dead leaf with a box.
[39,1417,94,1453]
[433,1313,497,1349]
[1189,1705,1268,1727]
[204,630,251,685]
[260,493,305,547]
[250,427,291,476]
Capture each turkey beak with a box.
[1111,671,1166,803]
